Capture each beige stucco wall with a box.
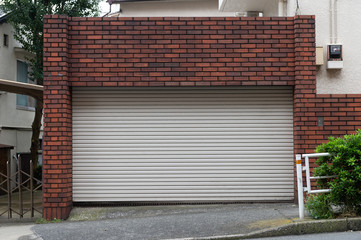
[287,0,361,94]
[0,22,36,154]
[107,0,234,17]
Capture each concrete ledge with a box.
[187,217,361,240]
[242,219,348,239]
[347,218,361,231]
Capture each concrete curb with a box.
[172,217,361,240]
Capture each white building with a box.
[0,10,36,157]
[105,0,359,94]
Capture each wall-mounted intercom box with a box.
[327,44,343,69]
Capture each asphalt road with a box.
[249,231,361,240]
[31,204,300,240]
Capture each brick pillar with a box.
[293,15,316,202]
[293,15,316,154]
[43,15,72,220]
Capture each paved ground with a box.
[1,203,360,240]
[249,231,361,240]
[32,203,304,240]
[0,223,37,240]
[0,191,42,220]
[0,190,42,239]
[2,203,360,240]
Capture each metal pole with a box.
[18,155,23,218]
[7,161,11,219]
[305,156,312,193]
[30,160,34,218]
[296,154,304,219]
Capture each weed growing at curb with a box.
[306,194,334,219]
[36,218,63,224]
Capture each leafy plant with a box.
[308,130,361,217]
[36,217,62,224]
[305,193,334,219]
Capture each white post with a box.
[296,154,304,219]
[305,156,312,193]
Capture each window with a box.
[16,60,35,109]
[3,34,8,47]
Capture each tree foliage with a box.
[1,0,100,84]
[0,0,100,167]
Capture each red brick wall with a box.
[297,95,361,163]
[43,15,361,220]
[67,16,296,86]
[43,15,72,220]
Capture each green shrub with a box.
[312,130,361,216]
[305,193,334,219]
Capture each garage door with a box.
[72,87,294,202]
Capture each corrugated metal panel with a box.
[72,87,294,202]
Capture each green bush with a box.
[310,130,361,217]
[305,193,334,219]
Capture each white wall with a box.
[219,0,279,16]
[0,129,32,153]
[0,23,17,80]
[0,23,34,127]
[287,0,361,94]
[0,22,36,154]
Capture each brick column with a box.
[43,15,72,220]
[293,15,316,154]
[293,15,316,201]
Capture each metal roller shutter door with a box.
[72,87,294,202]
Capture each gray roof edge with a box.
[0,9,9,23]
[107,0,184,4]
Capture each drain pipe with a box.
[329,0,334,43]
[278,0,284,16]
[334,0,338,43]
[278,0,287,17]
[329,0,339,44]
